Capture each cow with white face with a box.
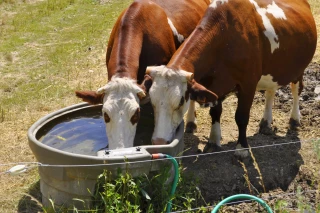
[76,77,146,149]
[147,0,317,158]
[147,66,218,145]
[146,66,195,145]
[75,0,210,149]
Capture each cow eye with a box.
[103,112,110,123]
[178,96,184,108]
[130,108,140,125]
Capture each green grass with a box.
[0,0,131,110]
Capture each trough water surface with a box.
[39,106,154,156]
[40,115,108,156]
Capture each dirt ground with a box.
[181,62,320,212]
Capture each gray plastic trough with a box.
[28,102,184,209]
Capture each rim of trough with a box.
[27,102,183,164]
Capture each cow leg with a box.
[234,89,255,159]
[209,100,223,146]
[259,89,276,135]
[203,100,223,152]
[289,80,303,128]
[185,100,197,133]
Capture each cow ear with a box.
[137,75,152,105]
[75,91,104,105]
[188,80,218,105]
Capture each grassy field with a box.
[0,0,319,212]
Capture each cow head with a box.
[75,77,147,150]
[147,66,218,145]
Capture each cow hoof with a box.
[185,122,197,133]
[203,143,221,153]
[234,144,249,159]
[259,119,274,135]
[289,118,300,130]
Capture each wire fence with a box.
[1,138,319,173]
[0,138,319,212]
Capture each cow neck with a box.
[107,31,143,81]
[167,7,227,80]
[107,10,144,81]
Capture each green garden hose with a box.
[152,154,179,213]
[211,194,273,213]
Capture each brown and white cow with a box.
[146,0,317,157]
[75,0,209,149]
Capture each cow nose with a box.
[152,138,168,145]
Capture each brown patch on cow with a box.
[199,75,214,88]
[130,108,140,125]
[103,112,111,123]
[75,91,104,105]
[140,74,153,93]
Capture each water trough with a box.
[28,102,184,209]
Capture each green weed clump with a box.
[90,164,208,213]
[274,200,289,213]
[94,170,142,213]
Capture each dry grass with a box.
[310,0,320,62]
[0,0,319,212]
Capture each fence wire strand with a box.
[1,138,318,172]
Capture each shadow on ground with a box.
[17,180,43,213]
[181,130,303,202]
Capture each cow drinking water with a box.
[146,0,317,158]
[75,0,210,149]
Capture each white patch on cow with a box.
[209,0,228,9]
[149,67,190,143]
[257,75,279,127]
[249,0,287,53]
[208,122,221,147]
[167,18,184,43]
[266,1,286,19]
[98,76,144,150]
[256,74,280,91]
[186,100,197,125]
[262,90,276,126]
[290,81,300,122]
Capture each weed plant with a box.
[90,164,208,213]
